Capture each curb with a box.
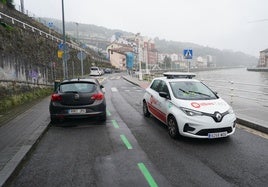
[236,118,268,134]
[123,76,141,87]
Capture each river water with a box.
[193,67,268,125]
[195,67,268,109]
[196,67,268,88]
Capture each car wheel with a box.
[143,101,150,117]
[168,115,180,139]
[50,116,59,125]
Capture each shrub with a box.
[0,87,52,113]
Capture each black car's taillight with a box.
[51,93,62,101]
[91,92,104,100]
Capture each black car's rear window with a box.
[60,82,96,93]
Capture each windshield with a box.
[169,81,218,100]
[60,82,96,93]
[91,67,99,71]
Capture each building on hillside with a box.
[170,53,179,62]
[258,48,268,67]
[107,33,159,71]
[158,53,166,63]
[107,43,135,70]
[134,35,158,70]
[196,56,207,68]
[158,53,179,62]
[206,55,216,67]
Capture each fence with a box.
[200,79,268,107]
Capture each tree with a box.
[163,56,171,70]
[0,0,14,8]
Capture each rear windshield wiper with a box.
[62,91,78,93]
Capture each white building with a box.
[259,48,268,67]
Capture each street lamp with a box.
[75,22,79,43]
[62,0,67,79]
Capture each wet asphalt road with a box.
[9,75,268,187]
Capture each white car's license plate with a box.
[208,131,227,139]
[69,109,86,114]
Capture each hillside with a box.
[46,18,258,67]
[0,5,109,82]
[154,38,258,67]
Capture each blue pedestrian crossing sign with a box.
[58,43,64,50]
[183,49,193,59]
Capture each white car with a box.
[90,67,102,76]
[143,72,236,139]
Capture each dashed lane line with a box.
[106,110,111,116]
[111,119,119,128]
[120,134,133,150]
[138,163,158,187]
[109,112,159,186]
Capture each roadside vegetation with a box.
[0,0,14,8]
[0,85,52,113]
[0,83,52,126]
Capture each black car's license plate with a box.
[69,109,86,114]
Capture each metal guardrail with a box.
[0,10,85,52]
[200,79,268,106]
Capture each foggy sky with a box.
[13,0,268,57]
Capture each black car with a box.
[49,78,106,124]
[104,68,112,74]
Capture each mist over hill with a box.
[154,38,258,67]
[45,18,258,67]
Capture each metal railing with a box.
[0,10,85,52]
[200,79,268,107]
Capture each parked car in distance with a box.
[49,78,106,124]
[104,68,112,74]
[90,66,102,76]
[143,72,236,139]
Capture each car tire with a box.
[168,115,180,139]
[143,101,150,117]
[50,116,59,125]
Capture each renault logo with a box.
[215,112,222,122]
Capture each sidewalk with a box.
[122,75,268,134]
[0,97,50,186]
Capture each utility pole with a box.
[61,0,67,79]
[76,22,79,43]
[20,0,24,13]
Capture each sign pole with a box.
[184,49,193,72]
[81,50,84,77]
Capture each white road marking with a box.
[111,87,118,92]
[110,76,121,80]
